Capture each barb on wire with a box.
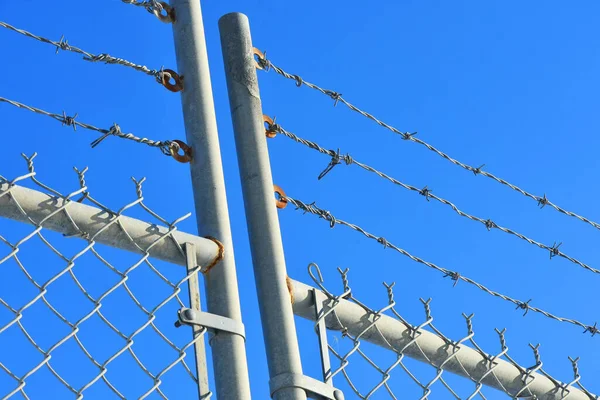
[120,0,175,23]
[256,51,600,235]
[0,21,181,91]
[0,96,185,159]
[268,120,600,277]
[305,263,598,399]
[284,196,598,336]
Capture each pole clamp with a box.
[175,308,246,341]
[269,373,344,400]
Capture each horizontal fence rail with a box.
[0,154,214,399]
[289,265,597,399]
[0,183,219,268]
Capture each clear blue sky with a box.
[1,1,599,398]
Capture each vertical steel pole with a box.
[219,13,307,400]
[170,2,251,398]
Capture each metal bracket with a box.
[175,308,246,341]
[313,288,333,385]
[269,373,344,400]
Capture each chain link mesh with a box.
[303,264,598,399]
[0,154,210,399]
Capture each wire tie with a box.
[318,149,343,180]
[323,210,336,228]
[91,123,121,148]
[292,74,303,87]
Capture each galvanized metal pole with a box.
[219,13,307,400]
[169,2,251,398]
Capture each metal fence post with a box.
[219,13,307,400]
[169,1,252,398]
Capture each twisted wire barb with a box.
[285,196,598,336]
[256,52,600,234]
[0,96,176,155]
[0,21,172,86]
[270,121,600,277]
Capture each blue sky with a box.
[1,1,599,398]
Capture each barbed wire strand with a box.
[256,53,600,235]
[284,196,599,337]
[270,121,600,277]
[120,0,174,23]
[121,0,163,11]
[0,96,177,155]
[0,21,173,86]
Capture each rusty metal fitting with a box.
[203,236,225,274]
[274,185,288,209]
[286,276,295,305]
[161,69,184,92]
[253,47,265,70]
[263,115,277,138]
[153,1,176,23]
[170,140,193,163]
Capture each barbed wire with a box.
[120,0,175,23]
[0,96,180,157]
[0,21,181,91]
[255,52,600,235]
[283,195,599,336]
[306,263,598,399]
[268,120,600,277]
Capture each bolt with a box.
[182,308,196,321]
[334,389,344,400]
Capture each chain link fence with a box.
[290,264,598,400]
[1,155,598,399]
[0,154,215,399]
